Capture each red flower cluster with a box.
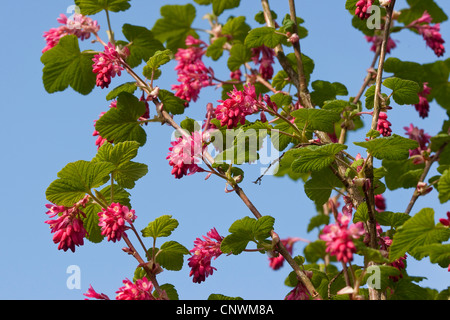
[172,35,214,103]
[414,83,432,118]
[84,277,155,300]
[251,45,275,80]
[404,123,431,164]
[43,13,100,53]
[268,237,299,270]
[188,228,224,283]
[355,0,374,20]
[44,195,90,252]
[408,11,445,57]
[98,203,137,242]
[92,43,128,89]
[377,112,392,137]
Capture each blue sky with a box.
[0,0,449,300]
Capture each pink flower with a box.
[172,35,214,103]
[251,45,275,80]
[92,43,126,89]
[439,212,450,226]
[355,0,374,20]
[115,277,155,300]
[214,84,263,129]
[365,35,397,54]
[43,13,100,53]
[188,228,224,283]
[98,203,137,242]
[403,124,431,164]
[269,237,300,270]
[414,83,432,118]
[166,131,207,179]
[408,11,445,57]
[84,285,110,300]
[377,112,392,137]
[374,194,386,212]
[320,214,365,264]
[44,196,90,252]
[93,100,117,148]
[285,271,313,300]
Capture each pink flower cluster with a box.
[92,43,129,89]
[414,83,432,119]
[355,0,374,20]
[84,277,155,300]
[166,131,207,179]
[285,270,313,300]
[188,228,224,284]
[377,112,392,137]
[365,35,397,54]
[214,84,264,129]
[172,35,214,103]
[408,11,445,57]
[268,237,299,270]
[98,203,137,242]
[404,123,431,164]
[44,195,90,252]
[43,13,100,53]
[251,45,275,80]
[320,214,365,263]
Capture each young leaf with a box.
[354,134,419,161]
[375,211,411,229]
[291,144,348,173]
[155,241,190,271]
[81,202,104,243]
[304,167,344,207]
[291,108,342,133]
[383,77,421,105]
[46,160,114,206]
[206,37,227,61]
[222,16,251,43]
[245,27,285,49]
[212,0,241,16]
[310,80,348,107]
[41,35,96,95]
[122,24,165,68]
[74,0,131,15]
[382,158,424,190]
[389,208,450,261]
[227,43,252,71]
[437,169,450,203]
[141,215,179,239]
[95,92,148,146]
[106,82,138,101]
[414,243,450,269]
[158,89,186,115]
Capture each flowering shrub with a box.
[41,0,450,301]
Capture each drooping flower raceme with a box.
[42,13,100,53]
[408,11,445,57]
[251,45,275,80]
[188,228,224,284]
[414,83,432,118]
[166,131,207,179]
[365,35,397,54]
[93,100,117,148]
[92,43,128,89]
[84,277,155,300]
[268,237,300,270]
[377,112,392,137]
[44,195,90,253]
[214,83,264,129]
[285,270,313,300]
[172,35,214,103]
[98,203,137,242]
[320,214,365,264]
[355,0,374,20]
[404,123,431,164]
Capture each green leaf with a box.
[291,108,342,133]
[95,92,147,146]
[303,241,327,263]
[206,37,227,61]
[414,243,450,269]
[122,24,165,68]
[383,77,421,105]
[353,202,369,223]
[291,143,348,173]
[227,43,252,71]
[41,35,96,95]
[397,0,448,25]
[375,211,411,229]
[437,169,450,203]
[145,49,173,70]
[382,158,424,190]
[222,16,251,43]
[155,284,179,300]
[106,82,138,101]
[208,294,244,300]
[212,0,240,16]
[151,4,196,51]
[244,27,285,49]
[158,89,186,115]
[46,160,114,206]
[384,58,426,84]
[220,216,275,255]
[389,208,450,261]
[82,203,104,243]
[354,134,419,160]
[304,167,344,206]
[141,215,179,239]
[155,241,190,271]
[310,80,348,107]
[74,0,131,15]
